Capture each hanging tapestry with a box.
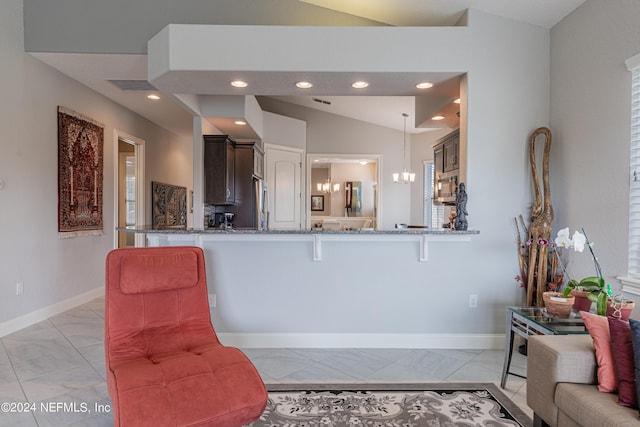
[58,106,104,238]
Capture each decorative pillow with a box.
[627,319,640,412]
[581,311,617,392]
[608,317,637,408]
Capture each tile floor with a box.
[0,297,531,426]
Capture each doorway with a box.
[115,131,145,248]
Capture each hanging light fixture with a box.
[316,168,340,193]
[393,113,415,184]
[317,179,340,193]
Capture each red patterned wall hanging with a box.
[58,106,104,238]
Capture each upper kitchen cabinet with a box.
[204,135,236,205]
[239,142,264,180]
[442,129,460,172]
[433,129,460,205]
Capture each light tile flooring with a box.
[0,297,531,426]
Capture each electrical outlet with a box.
[208,293,216,308]
[468,294,478,308]
[16,282,24,296]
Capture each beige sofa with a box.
[527,334,638,427]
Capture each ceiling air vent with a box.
[313,98,331,105]
[108,80,158,92]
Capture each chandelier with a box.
[317,177,340,193]
[392,113,415,184]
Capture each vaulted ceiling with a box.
[25,0,586,138]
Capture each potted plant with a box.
[556,227,609,316]
[607,295,636,320]
[562,276,607,315]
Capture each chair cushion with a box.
[120,251,199,294]
[111,345,267,426]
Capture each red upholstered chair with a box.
[105,246,267,427]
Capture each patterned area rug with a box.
[249,383,530,426]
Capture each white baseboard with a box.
[217,333,506,350]
[0,287,104,338]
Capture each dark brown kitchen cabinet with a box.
[235,142,264,180]
[204,135,235,205]
[253,146,264,179]
[433,129,460,205]
[442,129,460,172]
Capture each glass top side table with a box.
[500,306,590,389]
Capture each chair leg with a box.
[533,413,550,427]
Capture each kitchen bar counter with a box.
[118,226,478,262]
[118,225,479,235]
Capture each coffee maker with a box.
[209,212,234,229]
[221,212,234,229]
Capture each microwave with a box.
[434,171,458,205]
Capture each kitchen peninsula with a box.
[121,226,478,262]
[118,227,484,349]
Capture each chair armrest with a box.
[526,334,596,427]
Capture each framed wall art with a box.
[152,182,187,227]
[311,195,324,211]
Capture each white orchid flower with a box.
[572,231,586,252]
[554,227,572,248]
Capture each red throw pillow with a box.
[608,317,637,408]
[581,311,617,392]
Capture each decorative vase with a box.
[606,299,636,320]
[571,290,593,312]
[543,291,575,318]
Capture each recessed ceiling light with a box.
[352,81,369,89]
[295,81,313,89]
[230,80,248,88]
[416,82,433,89]
[234,120,247,126]
[147,94,160,100]
[360,161,368,165]
[432,115,445,121]
[453,98,461,104]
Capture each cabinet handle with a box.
[226,189,231,199]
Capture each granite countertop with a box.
[117,226,479,235]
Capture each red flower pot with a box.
[571,290,593,312]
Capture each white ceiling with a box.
[31,1,586,139]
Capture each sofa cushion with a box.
[555,382,639,427]
[581,311,617,392]
[627,318,640,416]
[608,317,637,408]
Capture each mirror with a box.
[308,155,379,230]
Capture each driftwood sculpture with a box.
[526,127,553,307]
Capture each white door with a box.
[265,144,302,229]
